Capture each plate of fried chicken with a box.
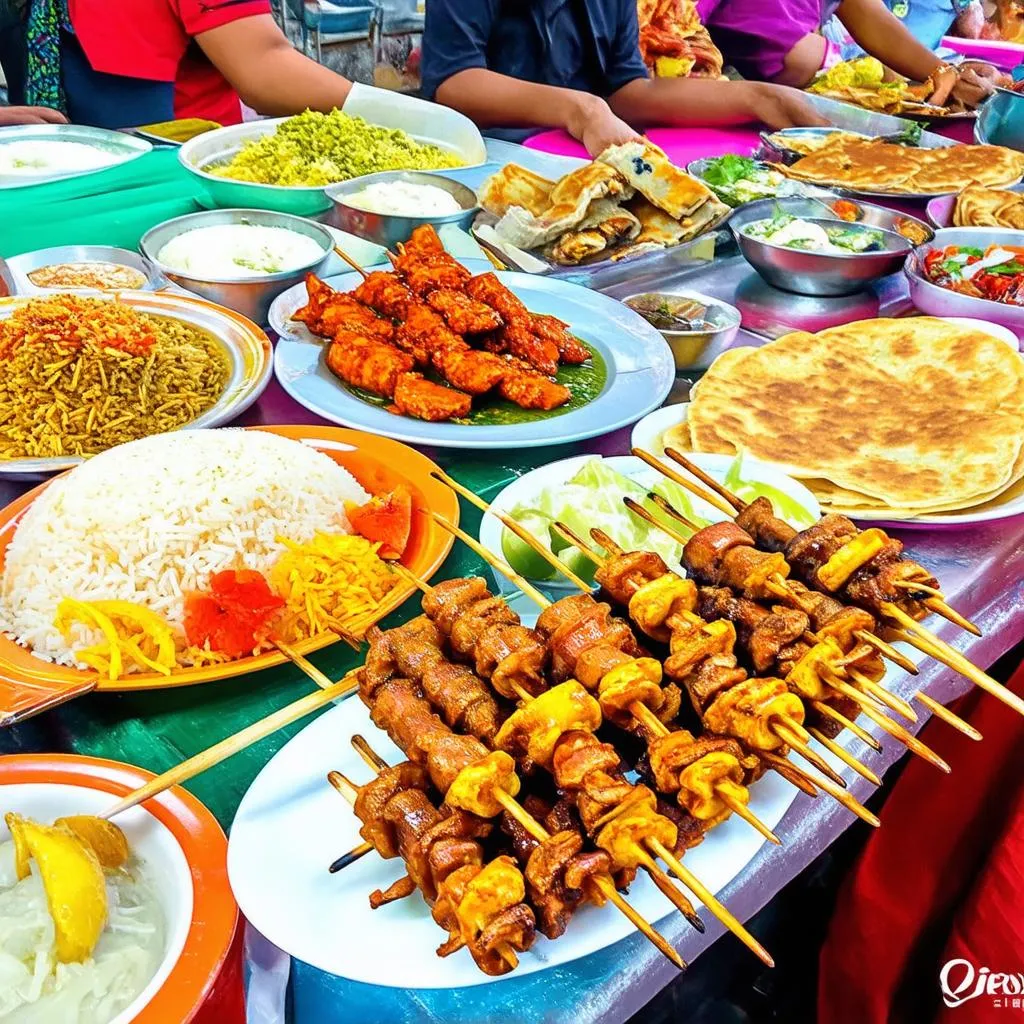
[269,227,675,448]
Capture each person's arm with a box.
[435,69,640,155]
[195,14,351,115]
[609,78,830,129]
[836,0,944,81]
[0,105,66,125]
[954,0,987,37]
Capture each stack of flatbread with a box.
[777,135,1024,195]
[478,141,729,266]
[953,184,1024,229]
[664,318,1024,520]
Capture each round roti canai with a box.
[687,318,1024,511]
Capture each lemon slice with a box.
[55,816,130,870]
[6,815,107,963]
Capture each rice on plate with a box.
[0,428,388,675]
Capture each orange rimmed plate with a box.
[0,425,458,720]
[0,753,238,1024]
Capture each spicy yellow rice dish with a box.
[0,295,230,460]
[210,109,463,188]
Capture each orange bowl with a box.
[0,754,238,1023]
[0,425,458,720]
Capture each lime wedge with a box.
[558,546,598,587]
[501,510,557,581]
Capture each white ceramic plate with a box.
[228,692,798,989]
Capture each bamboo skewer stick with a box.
[641,446,980,640]
[428,468,595,592]
[913,692,981,742]
[419,522,776,965]
[329,840,374,873]
[808,729,882,785]
[333,245,370,279]
[854,630,919,675]
[761,752,880,828]
[820,668,950,774]
[812,701,882,752]
[631,447,737,517]
[847,667,918,723]
[426,472,781,847]
[101,672,360,820]
[883,606,1024,719]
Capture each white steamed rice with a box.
[0,429,370,667]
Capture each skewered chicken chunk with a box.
[427,289,504,335]
[326,331,414,397]
[391,373,472,421]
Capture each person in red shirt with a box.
[24,0,354,129]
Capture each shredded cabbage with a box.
[0,841,165,1023]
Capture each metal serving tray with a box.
[0,124,151,190]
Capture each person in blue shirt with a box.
[832,0,985,57]
[420,0,828,158]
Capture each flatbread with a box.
[687,318,1024,510]
[479,164,555,218]
[598,141,714,219]
[778,136,1024,195]
[954,184,1024,228]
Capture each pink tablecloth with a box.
[942,35,1024,71]
[524,126,762,165]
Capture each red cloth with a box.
[818,664,1024,1024]
[68,0,271,125]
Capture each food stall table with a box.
[0,142,1022,1024]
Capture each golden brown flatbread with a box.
[598,141,715,219]
[479,164,555,218]
[687,318,1024,511]
[954,184,1024,228]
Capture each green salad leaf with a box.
[703,155,758,186]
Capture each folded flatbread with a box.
[479,164,555,218]
[598,141,717,218]
[493,162,633,249]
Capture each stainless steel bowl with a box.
[621,289,741,371]
[905,226,1024,333]
[6,245,162,293]
[324,171,478,248]
[975,89,1024,151]
[139,209,333,325]
[729,197,914,297]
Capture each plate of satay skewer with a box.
[268,226,675,449]
[228,452,1024,988]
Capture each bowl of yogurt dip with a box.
[140,209,333,324]
[325,170,479,248]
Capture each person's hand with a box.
[951,62,1000,108]
[743,82,831,129]
[567,96,642,158]
[0,106,68,126]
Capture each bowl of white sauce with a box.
[325,170,479,248]
[140,209,333,324]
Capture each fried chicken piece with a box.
[466,273,528,319]
[396,302,466,365]
[326,331,415,397]
[533,314,590,364]
[317,298,393,342]
[426,289,503,334]
[403,224,446,257]
[499,366,571,411]
[432,346,507,395]
[391,372,472,422]
[499,322,560,377]
[291,273,334,328]
[402,261,473,296]
[354,271,415,320]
